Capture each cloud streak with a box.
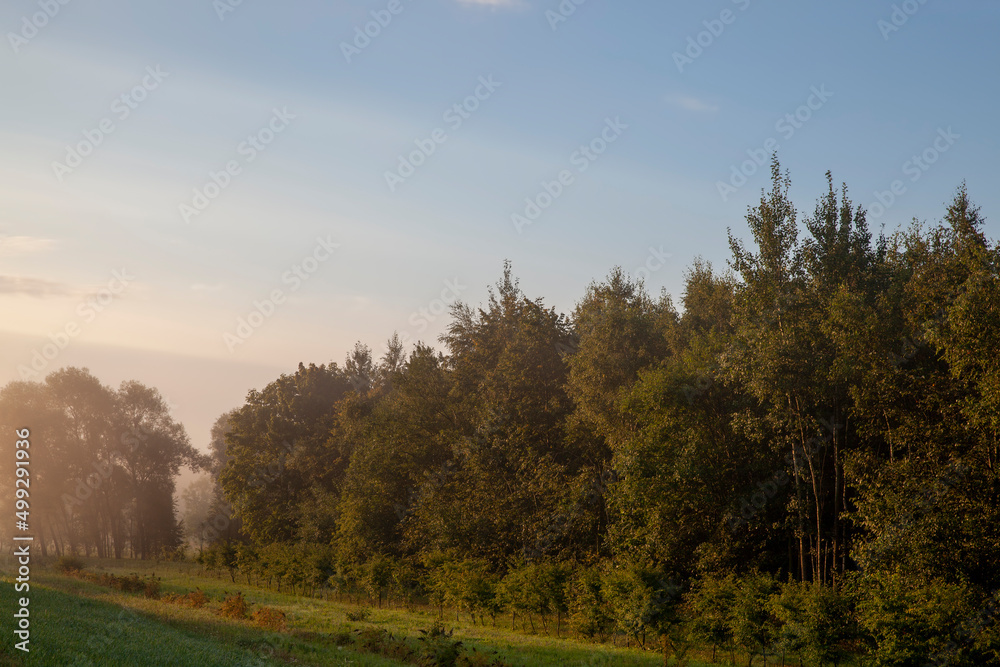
[0,236,56,256]
[669,95,720,113]
[0,275,77,297]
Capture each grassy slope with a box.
[63,559,702,667]
[0,557,726,666]
[0,570,400,666]
[0,577,285,666]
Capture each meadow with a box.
[1,556,711,667]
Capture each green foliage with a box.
[417,622,463,667]
[854,570,996,667]
[16,168,997,665]
[567,566,614,639]
[346,608,372,622]
[602,564,683,648]
[729,572,779,664]
[685,573,735,662]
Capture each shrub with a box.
[252,606,287,631]
[330,627,354,646]
[219,593,249,619]
[363,554,395,608]
[456,647,512,667]
[354,627,413,661]
[143,576,161,599]
[163,589,210,608]
[417,622,463,667]
[186,589,209,608]
[346,607,372,622]
[567,567,614,639]
[57,555,85,574]
[686,573,736,665]
[160,545,187,562]
[729,572,780,666]
[855,571,989,667]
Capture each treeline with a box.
[0,368,202,558]
[150,161,1000,662]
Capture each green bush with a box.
[417,622,463,667]
[855,571,992,667]
[346,607,372,622]
[729,571,779,665]
[686,572,736,664]
[566,566,614,639]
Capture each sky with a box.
[1,0,997,452]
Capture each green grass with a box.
[0,566,402,666]
[0,577,286,666]
[0,556,774,666]
[42,558,700,666]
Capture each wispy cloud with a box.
[668,95,720,113]
[0,236,56,255]
[0,275,76,297]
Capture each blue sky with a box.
[1,0,997,448]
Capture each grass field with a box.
[0,556,785,666]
